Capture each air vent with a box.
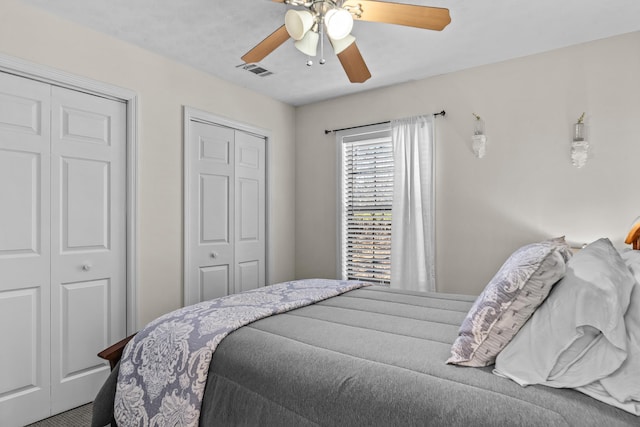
[236,63,274,77]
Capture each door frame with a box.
[183,106,271,305]
[0,53,139,334]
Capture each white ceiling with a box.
[23,0,640,106]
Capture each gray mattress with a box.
[93,286,638,426]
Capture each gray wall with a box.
[295,31,640,296]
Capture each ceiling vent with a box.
[237,63,274,77]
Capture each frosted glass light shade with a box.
[285,9,314,40]
[294,30,319,57]
[472,135,487,158]
[329,34,355,54]
[325,9,353,40]
[571,140,589,168]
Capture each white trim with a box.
[335,134,342,280]
[0,53,140,334]
[125,96,140,334]
[183,106,272,305]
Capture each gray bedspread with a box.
[93,286,638,426]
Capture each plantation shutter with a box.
[341,133,393,284]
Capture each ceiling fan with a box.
[241,0,451,84]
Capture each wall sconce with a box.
[472,113,487,158]
[571,112,589,168]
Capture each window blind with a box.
[341,137,393,285]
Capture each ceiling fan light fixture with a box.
[329,34,356,55]
[284,9,315,40]
[324,8,354,40]
[294,30,320,57]
[243,1,451,84]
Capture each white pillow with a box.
[576,249,640,413]
[494,238,635,388]
[620,248,640,283]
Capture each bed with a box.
[92,234,640,427]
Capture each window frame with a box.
[336,123,393,284]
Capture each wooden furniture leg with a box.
[97,334,136,370]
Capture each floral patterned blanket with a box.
[113,279,370,427]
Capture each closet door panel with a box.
[234,131,266,293]
[200,265,230,301]
[0,288,41,394]
[237,260,260,292]
[0,72,51,427]
[60,279,109,378]
[61,157,110,250]
[201,173,230,244]
[50,86,126,413]
[187,122,235,304]
[0,150,41,255]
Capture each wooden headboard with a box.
[625,222,640,250]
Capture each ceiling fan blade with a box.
[344,0,451,31]
[337,42,371,83]
[241,25,290,63]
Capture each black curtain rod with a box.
[324,110,446,135]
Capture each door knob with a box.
[210,252,218,259]
[82,263,92,271]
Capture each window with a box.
[338,126,393,285]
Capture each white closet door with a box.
[0,73,52,426]
[234,131,265,292]
[187,121,236,304]
[49,86,127,412]
[185,118,266,305]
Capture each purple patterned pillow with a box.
[447,239,572,367]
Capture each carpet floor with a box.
[25,403,94,427]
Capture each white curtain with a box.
[390,115,436,292]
